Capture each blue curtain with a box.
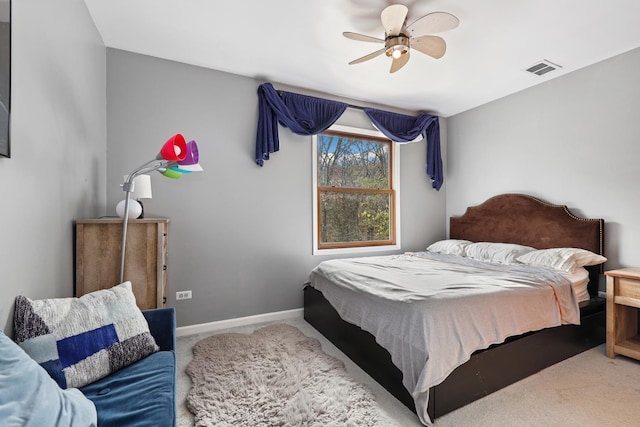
[256,83,443,190]
[364,107,442,190]
[256,83,347,166]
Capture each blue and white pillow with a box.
[13,282,159,388]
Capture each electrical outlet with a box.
[176,290,192,300]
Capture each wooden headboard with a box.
[450,194,605,296]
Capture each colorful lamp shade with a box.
[162,140,203,178]
[157,134,187,162]
[179,140,202,170]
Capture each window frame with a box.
[312,124,401,255]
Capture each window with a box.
[312,125,400,254]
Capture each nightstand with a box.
[75,218,169,310]
[605,268,640,360]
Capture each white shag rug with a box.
[185,323,389,427]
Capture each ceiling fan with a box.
[343,4,459,73]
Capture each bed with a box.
[303,193,606,426]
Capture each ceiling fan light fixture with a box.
[343,5,458,71]
[385,35,409,58]
[389,45,408,58]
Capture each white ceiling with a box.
[84,0,640,117]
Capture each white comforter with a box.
[308,252,580,426]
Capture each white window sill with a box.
[313,243,400,256]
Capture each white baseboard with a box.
[176,308,304,337]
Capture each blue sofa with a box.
[79,308,177,427]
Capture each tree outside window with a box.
[315,129,396,250]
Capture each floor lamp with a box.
[119,133,202,283]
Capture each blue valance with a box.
[256,83,347,166]
[256,82,443,190]
[364,108,442,190]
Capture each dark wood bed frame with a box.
[303,194,606,422]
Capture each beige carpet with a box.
[185,323,392,426]
[177,318,640,427]
[436,342,640,427]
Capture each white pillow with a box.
[464,242,536,264]
[426,239,472,256]
[516,248,607,272]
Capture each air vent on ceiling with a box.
[524,60,562,76]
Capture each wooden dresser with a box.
[75,218,169,310]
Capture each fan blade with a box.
[381,4,408,36]
[411,35,446,59]
[390,51,410,73]
[343,32,384,43]
[406,12,459,37]
[348,48,386,65]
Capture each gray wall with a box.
[106,49,447,327]
[0,0,106,333]
[447,47,640,270]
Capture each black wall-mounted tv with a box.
[0,0,10,158]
